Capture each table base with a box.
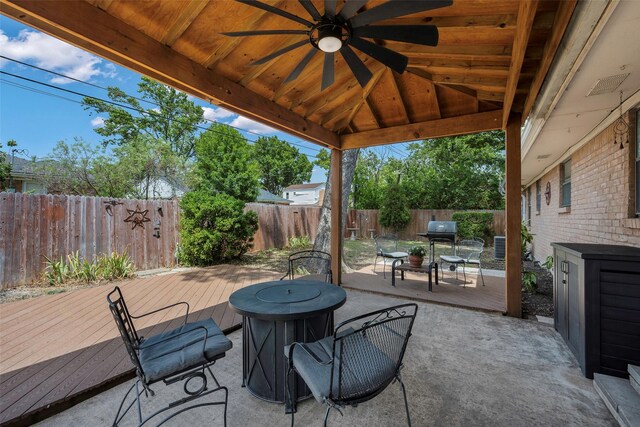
[242,313,334,411]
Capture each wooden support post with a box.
[505,113,522,317]
[330,149,343,285]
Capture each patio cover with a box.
[0,0,578,317]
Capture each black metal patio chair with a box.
[374,235,409,278]
[285,303,418,426]
[281,250,333,283]
[107,286,231,426]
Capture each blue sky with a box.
[0,16,331,183]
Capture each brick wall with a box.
[525,110,640,262]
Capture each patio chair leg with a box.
[383,258,387,278]
[479,264,485,286]
[397,374,412,427]
[462,263,466,288]
[323,405,331,427]
[373,255,379,273]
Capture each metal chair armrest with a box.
[130,301,190,325]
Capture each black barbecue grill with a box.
[417,221,458,262]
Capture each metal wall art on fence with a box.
[124,205,150,229]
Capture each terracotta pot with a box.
[408,255,423,267]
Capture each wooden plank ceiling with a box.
[0,0,575,149]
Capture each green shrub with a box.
[452,211,495,242]
[542,255,553,270]
[179,191,258,266]
[43,251,134,285]
[522,270,537,292]
[521,222,533,259]
[379,181,411,232]
[287,235,311,249]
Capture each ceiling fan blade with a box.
[253,40,309,65]
[222,30,309,37]
[349,36,408,74]
[350,0,453,27]
[325,0,337,18]
[237,0,314,28]
[353,25,439,46]
[340,46,373,88]
[285,48,318,83]
[322,52,335,91]
[298,0,322,21]
[338,0,368,20]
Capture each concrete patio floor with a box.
[37,290,614,427]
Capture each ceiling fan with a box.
[223,0,453,91]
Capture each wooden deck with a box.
[0,265,280,426]
[343,265,506,313]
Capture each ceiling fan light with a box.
[318,36,342,52]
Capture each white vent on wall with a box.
[586,73,630,96]
[536,154,551,160]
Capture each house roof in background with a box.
[257,189,292,204]
[8,156,51,178]
[284,183,325,191]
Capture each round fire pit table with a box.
[229,280,346,412]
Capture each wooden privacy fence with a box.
[246,203,322,251]
[346,209,506,241]
[245,204,505,251]
[0,193,179,289]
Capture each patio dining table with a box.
[229,279,346,412]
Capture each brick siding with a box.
[525,110,640,262]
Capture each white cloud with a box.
[0,29,117,84]
[202,106,235,121]
[90,116,105,127]
[229,116,277,135]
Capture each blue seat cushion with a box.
[285,328,396,403]
[138,318,232,383]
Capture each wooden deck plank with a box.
[0,264,271,425]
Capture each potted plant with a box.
[407,246,427,267]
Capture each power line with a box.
[0,55,321,154]
[0,72,322,161]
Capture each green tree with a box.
[37,139,136,197]
[379,180,411,233]
[0,140,16,190]
[402,131,505,209]
[313,148,331,170]
[352,150,384,209]
[193,123,259,202]
[82,77,203,158]
[253,136,312,195]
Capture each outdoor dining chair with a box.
[285,303,418,427]
[374,235,409,278]
[280,250,333,283]
[107,286,231,426]
[439,239,486,287]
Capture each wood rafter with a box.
[160,0,208,46]
[335,68,386,133]
[522,0,577,120]
[502,0,539,127]
[0,0,339,148]
[239,35,309,87]
[406,68,480,101]
[388,70,410,125]
[202,1,285,69]
[341,110,502,149]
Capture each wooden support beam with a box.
[0,0,340,149]
[502,0,539,128]
[505,113,522,317]
[160,0,209,46]
[389,71,410,125]
[522,0,577,120]
[341,110,502,149]
[330,149,342,285]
